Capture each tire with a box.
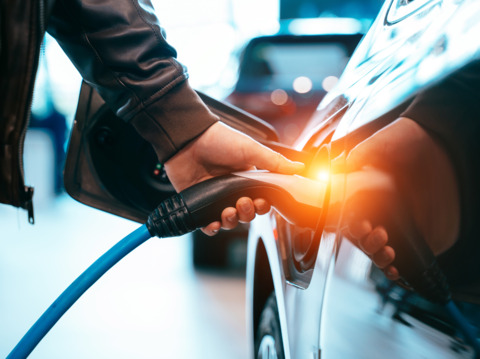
[192,224,249,269]
[255,293,285,359]
[192,230,229,268]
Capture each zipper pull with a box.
[24,186,35,224]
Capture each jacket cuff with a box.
[129,81,219,163]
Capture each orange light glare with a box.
[316,169,330,182]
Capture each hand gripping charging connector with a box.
[146,171,327,238]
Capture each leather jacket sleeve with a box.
[401,60,480,287]
[47,0,218,162]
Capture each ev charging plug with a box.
[146,171,328,238]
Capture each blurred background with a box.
[1,0,382,357]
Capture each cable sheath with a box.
[445,300,480,357]
[7,224,152,359]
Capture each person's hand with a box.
[164,122,305,235]
[331,117,460,280]
[326,167,401,280]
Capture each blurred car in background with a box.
[246,0,480,358]
[226,28,363,145]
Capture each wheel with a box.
[192,230,229,268]
[255,293,285,359]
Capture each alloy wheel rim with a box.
[258,335,278,359]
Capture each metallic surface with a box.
[257,335,279,359]
[247,0,480,358]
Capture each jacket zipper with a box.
[17,0,46,224]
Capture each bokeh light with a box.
[271,89,289,105]
[293,76,313,93]
[322,75,339,92]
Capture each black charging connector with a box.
[147,172,327,238]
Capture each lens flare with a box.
[316,169,330,182]
[322,76,339,92]
[271,89,289,105]
[293,76,313,94]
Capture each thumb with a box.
[245,141,305,174]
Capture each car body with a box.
[246,0,480,358]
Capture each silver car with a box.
[246,0,480,358]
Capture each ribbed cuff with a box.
[129,80,219,163]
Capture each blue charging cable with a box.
[7,188,206,358]
[7,224,152,359]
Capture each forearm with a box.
[48,0,218,162]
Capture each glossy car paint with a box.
[247,0,480,358]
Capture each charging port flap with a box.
[64,82,284,222]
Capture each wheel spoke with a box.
[258,335,278,359]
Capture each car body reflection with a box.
[246,0,480,358]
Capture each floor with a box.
[0,131,248,359]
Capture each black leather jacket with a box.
[0,0,218,221]
[402,60,480,289]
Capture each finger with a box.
[253,198,271,215]
[245,142,305,174]
[236,197,256,223]
[201,221,221,236]
[384,265,400,281]
[345,218,372,240]
[358,226,388,255]
[372,246,395,269]
[221,207,239,230]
